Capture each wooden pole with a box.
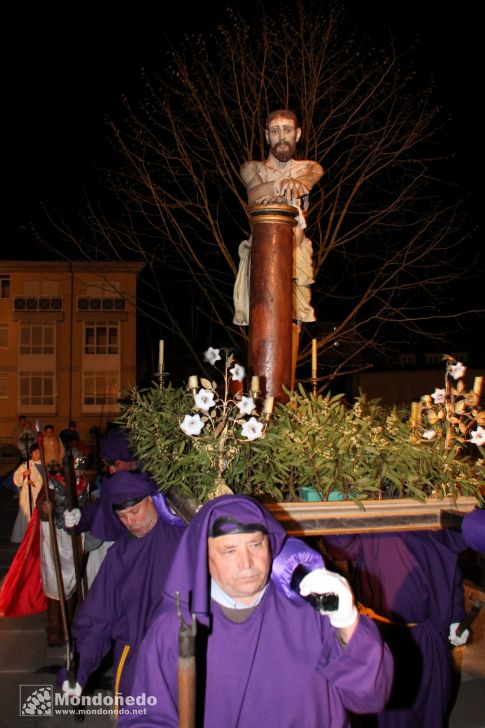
[247,203,297,402]
[177,593,197,728]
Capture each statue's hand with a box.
[274,178,309,200]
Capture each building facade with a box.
[0,261,144,443]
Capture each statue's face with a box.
[266,115,301,162]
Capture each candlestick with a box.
[251,376,260,395]
[263,396,275,417]
[158,340,165,389]
[311,338,318,396]
[410,401,420,427]
[473,376,483,397]
[188,375,199,392]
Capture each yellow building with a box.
[0,260,144,444]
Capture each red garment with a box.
[0,508,47,617]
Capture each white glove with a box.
[449,622,469,647]
[63,508,81,528]
[61,680,82,697]
[299,568,358,629]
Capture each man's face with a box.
[45,427,54,437]
[115,496,158,538]
[31,449,41,461]
[208,531,271,605]
[266,115,301,162]
[104,459,137,475]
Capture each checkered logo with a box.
[19,685,53,716]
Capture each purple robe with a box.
[100,428,136,463]
[324,531,466,727]
[462,508,485,552]
[66,473,184,696]
[119,495,392,727]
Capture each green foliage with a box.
[117,381,483,506]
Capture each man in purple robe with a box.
[120,495,392,727]
[461,508,485,553]
[59,471,184,701]
[324,530,469,727]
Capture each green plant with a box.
[117,349,274,503]
[117,376,483,507]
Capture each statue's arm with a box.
[275,161,324,198]
[241,160,324,204]
[240,161,275,204]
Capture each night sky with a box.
[4,2,478,246]
[3,1,481,368]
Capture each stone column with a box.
[247,203,297,402]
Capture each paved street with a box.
[1,463,484,726]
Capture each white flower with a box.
[240,417,264,441]
[237,396,255,416]
[422,430,436,441]
[469,426,485,447]
[204,347,221,366]
[180,414,205,437]
[194,388,216,411]
[230,363,246,382]
[431,388,446,404]
[449,361,466,380]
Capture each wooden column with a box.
[248,203,297,402]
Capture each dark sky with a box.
[4,2,479,250]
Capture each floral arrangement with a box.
[118,348,275,503]
[117,350,483,507]
[178,347,274,497]
[413,355,485,452]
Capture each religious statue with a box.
[233,109,324,325]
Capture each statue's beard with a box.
[271,140,295,163]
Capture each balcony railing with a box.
[13,297,63,312]
[77,297,126,312]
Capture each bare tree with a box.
[41,1,479,384]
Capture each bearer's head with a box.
[110,471,158,538]
[207,515,272,605]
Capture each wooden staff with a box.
[35,423,76,689]
[176,592,197,728]
[63,448,85,604]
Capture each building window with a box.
[78,297,126,312]
[84,321,119,355]
[20,322,55,355]
[399,353,416,367]
[19,371,54,406]
[0,324,8,349]
[0,372,7,398]
[424,353,442,365]
[0,275,10,298]
[83,370,119,407]
[13,296,63,312]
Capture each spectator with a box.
[60,421,81,448]
[42,424,65,467]
[11,444,43,542]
